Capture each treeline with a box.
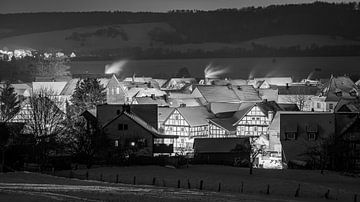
[73,44,360,60]
[1,2,360,43]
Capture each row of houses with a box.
[2,74,360,170]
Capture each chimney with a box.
[263,99,268,103]
[180,103,186,107]
[132,73,136,83]
[268,111,274,121]
[123,104,131,113]
[151,94,156,100]
[286,83,289,89]
[205,77,209,85]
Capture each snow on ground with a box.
[0,172,327,202]
[56,165,360,202]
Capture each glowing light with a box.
[105,60,128,75]
[204,63,228,78]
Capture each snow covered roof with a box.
[253,77,293,86]
[32,82,68,95]
[176,106,214,127]
[135,97,169,107]
[278,85,320,95]
[321,76,359,101]
[158,107,175,123]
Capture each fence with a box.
[40,169,360,202]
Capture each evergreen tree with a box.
[70,78,106,112]
[0,81,20,122]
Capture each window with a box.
[118,124,128,131]
[317,103,321,109]
[308,132,316,141]
[115,140,119,147]
[116,87,120,94]
[285,132,296,140]
[329,103,334,110]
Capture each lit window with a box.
[116,87,120,94]
[115,140,119,147]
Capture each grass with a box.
[57,165,360,201]
[0,171,331,202]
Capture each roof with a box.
[161,78,197,90]
[32,82,68,95]
[321,76,359,101]
[253,77,293,86]
[102,110,177,138]
[123,77,152,83]
[194,137,250,153]
[158,107,175,123]
[268,112,280,131]
[60,78,79,95]
[153,79,167,88]
[168,98,202,107]
[209,102,241,114]
[259,88,278,101]
[176,106,214,127]
[335,99,360,113]
[233,102,256,122]
[278,85,320,95]
[135,97,169,107]
[168,92,196,99]
[278,103,300,111]
[232,85,262,102]
[194,85,240,103]
[193,85,260,103]
[127,88,166,98]
[209,117,238,132]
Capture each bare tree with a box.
[16,89,66,165]
[249,136,267,175]
[284,87,311,111]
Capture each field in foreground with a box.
[56,165,360,202]
[0,171,336,202]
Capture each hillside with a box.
[1,2,360,58]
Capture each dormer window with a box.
[349,89,358,97]
[335,89,342,97]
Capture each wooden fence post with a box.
[354,194,357,202]
[295,184,300,197]
[177,180,181,188]
[325,189,330,199]
[266,184,270,195]
[162,179,166,187]
[187,179,191,189]
[133,176,136,185]
[116,174,119,183]
[86,171,89,180]
[218,182,221,192]
[152,177,156,185]
[241,181,244,193]
[199,180,203,190]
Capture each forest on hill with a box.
[1,2,360,44]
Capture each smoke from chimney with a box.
[204,63,228,84]
[105,60,128,75]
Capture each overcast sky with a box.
[0,0,356,13]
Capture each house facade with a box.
[162,106,213,154]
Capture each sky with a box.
[0,0,356,13]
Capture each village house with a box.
[312,76,359,112]
[162,106,214,154]
[269,111,335,169]
[333,99,360,171]
[277,84,320,111]
[97,104,177,157]
[193,137,250,166]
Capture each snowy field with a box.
[52,165,360,202]
[0,171,340,202]
[0,165,360,202]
